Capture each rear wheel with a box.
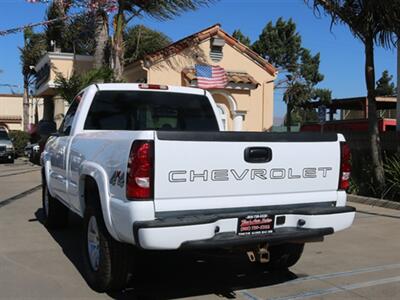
[265,243,304,270]
[42,179,69,229]
[82,184,132,292]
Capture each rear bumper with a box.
[133,206,356,250]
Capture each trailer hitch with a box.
[246,244,270,263]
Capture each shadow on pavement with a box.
[35,208,86,280]
[35,208,298,300]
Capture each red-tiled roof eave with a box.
[138,24,277,77]
[143,24,221,64]
[182,68,260,86]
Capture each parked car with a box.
[26,143,41,165]
[0,128,14,163]
[41,83,355,292]
[24,143,33,157]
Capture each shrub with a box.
[383,154,400,202]
[8,130,30,157]
[348,151,377,197]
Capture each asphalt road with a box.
[0,160,400,299]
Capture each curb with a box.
[347,194,400,210]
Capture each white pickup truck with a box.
[41,83,355,292]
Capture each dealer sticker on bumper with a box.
[237,214,275,236]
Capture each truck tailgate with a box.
[153,131,341,213]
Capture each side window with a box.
[59,92,83,136]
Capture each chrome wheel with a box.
[87,216,100,271]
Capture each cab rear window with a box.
[84,91,219,131]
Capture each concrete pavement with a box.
[0,160,399,299]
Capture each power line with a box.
[0,0,117,37]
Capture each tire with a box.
[82,186,131,292]
[42,179,69,229]
[265,243,304,270]
[8,152,14,163]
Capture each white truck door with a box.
[49,96,81,203]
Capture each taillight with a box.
[126,141,154,200]
[339,142,351,190]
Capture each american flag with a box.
[195,65,228,89]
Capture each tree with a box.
[43,1,96,55]
[20,29,46,131]
[289,107,318,126]
[232,29,251,47]
[253,18,325,131]
[91,6,110,68]
[54,67,116,104]
[306,0,400,193]
[124,25,171,64]
[253,18,301,73]
[111,0,215,80]
[63,13,97,55]
[376,70,396,96]
[45,0,70,51]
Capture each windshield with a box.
[84,91,219,131]
[0,131,10,140]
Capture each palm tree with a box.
[45,0,69,51]
[93,9,109,68]
[20,29,46,131]
[54,67,115,103]
[111,0,215,80]
[306,0,400,193]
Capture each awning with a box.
[302,96,397,111]
[182,68,260,89]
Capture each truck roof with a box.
[95,83,206,96]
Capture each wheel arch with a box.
[79,162,120,241]
[41,153,56,198]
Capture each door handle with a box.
[244,147,272,163]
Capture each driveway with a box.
[0,160,399,299]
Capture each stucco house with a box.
[124,24,277,131]
[34,52,93,126]
[33,24,276,131]
[0,94,44,131]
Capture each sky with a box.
[0,0,397,119]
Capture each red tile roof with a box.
[138,24,277,76]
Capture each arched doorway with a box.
[210,91,245,131]
[216,104,228,131]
